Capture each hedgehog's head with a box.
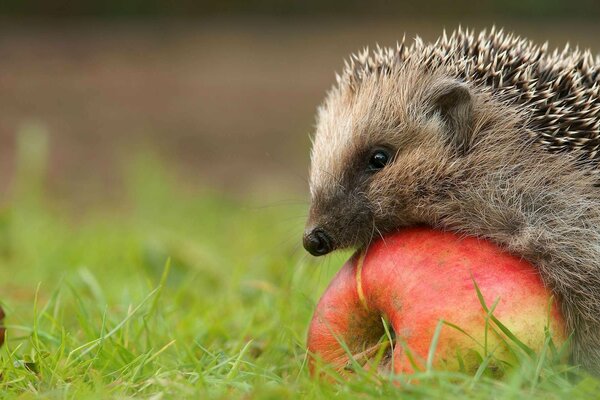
[303,63,475,256]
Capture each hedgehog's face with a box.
[303,72,473,256]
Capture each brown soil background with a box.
[1,18,598,204]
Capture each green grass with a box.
[1,143,600,398]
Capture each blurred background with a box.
[1,1,599,209]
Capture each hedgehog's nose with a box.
[303,228,333,256]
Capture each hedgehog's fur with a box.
[305,28,600,374]
[340,28,600,161]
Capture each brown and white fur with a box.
[304,28,600,375]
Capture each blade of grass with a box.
[426,319,445,373]
[68,287,160,362]
[471,275,535,358]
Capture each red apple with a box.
[307,227,566,377]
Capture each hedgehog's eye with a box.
[367,149,391,172]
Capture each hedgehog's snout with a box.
[303,227,334,256]
[304,185,374,256]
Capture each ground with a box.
[0,149,598,399]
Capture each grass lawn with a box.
[1,149,599,399]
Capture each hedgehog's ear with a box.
[430,81,473,154]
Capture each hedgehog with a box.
[302,27,600,375]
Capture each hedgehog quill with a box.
[303,28,600,375]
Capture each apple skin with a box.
[307,227,566,376]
